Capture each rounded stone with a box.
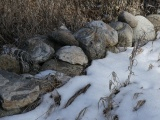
[133,15,156,46]
[49,29,79,46]
[22,38,55,63]
[146,14,160,31]
[85,20,118,47]
[0,54,20,74]
[41,59,84,77]
[118,11,138,28]
[56,46,88,65]
[109,22,133,47]
[74,27,107,60]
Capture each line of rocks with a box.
[0,11,160,117]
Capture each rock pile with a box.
[0,11,159,117]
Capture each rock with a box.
[35,70,71,89]
[0,108,21,118]
[56,46,88,65]
[85,20,118,47]
[21,38,55,63]
[41,59,84,76]
[26,35,55,49]
[146,14,160,31]
[1,45,40,74]
[133,16,156,46]
[108,46,127,53]
[0,70,71,117]
[0,70,40,110]
[49,29,79,46]
[0,54,20,74]
[74,27,107,60]
[109,22,133,47]
[118,11,138,28]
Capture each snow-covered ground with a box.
[1,36,160,120]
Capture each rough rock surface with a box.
[109,22,133,47]
[56,46,88,65]
[1,44,40,74]
[26,35,55,49]
[85,20,118,47]
[0,70,71,117]
[21,38,55,63]
[41,59,84,76]
[147,14,160,31]
[133,15,156,46]
[118,11,138,28]
[74,27,107,60]
[0,54,20,74]
[0,70,40,110]
[49,29,79,46]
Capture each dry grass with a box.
[0,0,150,46]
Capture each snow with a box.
[1,36,160,120]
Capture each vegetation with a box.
[0,0,159,46]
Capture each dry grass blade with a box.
[136,48,144,55]
[64,84,91,108]
[147,64,154,71]
[125,38,139,85]
[75,106,89,120]
[133,93,143,99]
[0,0,155,45]
[133,100,146,111]
[112,71,119,82]
[98,97,108,109]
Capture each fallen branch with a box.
[64,84,91,108]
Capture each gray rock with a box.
[1,44,40,74]
[56,46,88,65]
[74,27,107,60]
[118,11,138,28]
[0,70,40,110]
[109,22,133,47]
[133,16,156,46]
[0,70,71,117]
[85,20,118,47]
[27,35,55,49]
[49,29,79,46]
[0,108,21,118]
[146,14,160,31]
[0,54,20,74]
[41,59,84,77]
[22,38,55,63]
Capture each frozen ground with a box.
[1,36,160,120]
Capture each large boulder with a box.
[56,46,88,65]
[0,70,71,117]
[146,14,160,31]
[0,70,40,111]
[109,22,133,47]
[0,54,20,74]
[41,59,84,77]
[133,16,156,46]
[0,45,37,74]
[21,38,55,63]
[118,11,138,28]
[85,20,118,47]
[74,27,107,60]
[49,29,79,46]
